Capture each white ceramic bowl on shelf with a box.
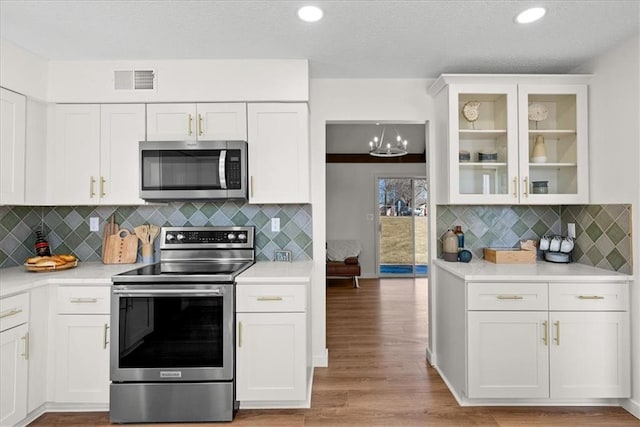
[531,156,547,163]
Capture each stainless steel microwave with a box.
[139,140,247,201]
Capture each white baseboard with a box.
[313,347,328,367]
[425,345,434,366]
[621,397,640,420]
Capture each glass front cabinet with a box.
[429,75,589,205]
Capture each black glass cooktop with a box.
[113,261,254,283]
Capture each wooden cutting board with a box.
[103,229,138,264]
[101,214,119,261]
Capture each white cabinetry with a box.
[146,103,247,141]
[466,281,629,400]
[0,293,30,427]
[428,75,589,204]
[0,88,26,205]
[52,104,145,205]
[54,286,110,404]
[236,283,307,404]
[27,286,50,412]
[247,103,310,204]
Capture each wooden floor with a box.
[30,278,638,426]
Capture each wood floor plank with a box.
[28,277,639,426]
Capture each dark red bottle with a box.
[34,230,51,256]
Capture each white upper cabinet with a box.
[52,104,145,205]
[429,75,589,205]
[0,88,27,205]
[247,103,310,204]
[100,104,146,205]
[146,103,247,141]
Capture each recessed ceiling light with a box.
[298,5,323,23]
[515,7,546,24]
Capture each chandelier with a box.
[368,125,408,157]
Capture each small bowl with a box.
[459,151,471,162]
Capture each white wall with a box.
[309,79,432,366]
[326,162,427,277]
[0,39,48,100]
[47,59,308,102]
[573,32,640,418]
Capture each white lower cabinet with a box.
[466,281,630,400]
[236,283,308,403]
[54,286,110,404]
[468,311,549,398]
[0,293,30,426]
[0,323,29,426]
[549,311,630,398]
[236,312,306,401]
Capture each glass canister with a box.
[532,181,549,194]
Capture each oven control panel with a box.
[161,226,254,248]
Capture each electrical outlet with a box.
[90,217,100,232]
[366,213,374,221]
[567,223,576,238]
[271,218,280,232]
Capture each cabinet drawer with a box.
[549,282,628,311]
[0,293,30,332]
[236,285,306,313]
[468,283,548,311]
[57,286,111,314]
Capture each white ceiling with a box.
[1,0,638,78]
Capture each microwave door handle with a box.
[219,150,227,189]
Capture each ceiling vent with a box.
[113,69,156,91]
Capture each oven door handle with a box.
[219,149,227,189]
[113,289,222,296]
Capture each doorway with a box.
[376,176,428,277]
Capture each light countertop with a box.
[1,260,314,298]
[434,258,633,282]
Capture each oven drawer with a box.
[57,286,111,314]
[0,293,30,332]
[236,284,306,313]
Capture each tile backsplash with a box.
[0,202,313,268]
[437,204,632,274]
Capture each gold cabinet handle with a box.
[100,176,106,198]
[542,320,548,346]
[238,321,243,348]
[496,295,524,300]
[578,295,605,300]
[21,332,29,360]
[103,324,109,349]
[90,176,96,198]
[198,113,204,136]
[70,297,98,303]
[188,114,193,136]
[250,176,254,198]
[0,308,22,319]
[513,176,518,198]
[553,321,560,345]
[257,296,283,301]
[523,176,529,198]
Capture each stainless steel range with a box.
[109,226,255,423]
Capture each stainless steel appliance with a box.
[139,140,247,201]
[110,226,255,423]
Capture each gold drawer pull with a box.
[0,308,23,319]
[257,296,283,301]
[103,324,109,349]
[496,295,524,300]
[70,297,98,303]
[542,320,548,346]
[238,322,243,348]
[578,295,605,300]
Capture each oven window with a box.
[142,150,221,190]
[118,296,224,368]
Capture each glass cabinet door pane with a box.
[458,93,510,196]
[525,93,578,196]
